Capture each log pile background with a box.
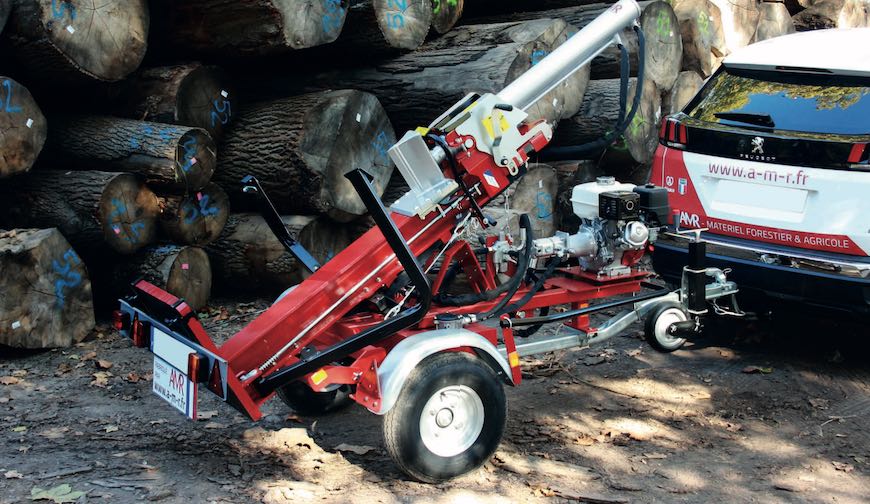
[0,0,865,348]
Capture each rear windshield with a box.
[685,68,870,135]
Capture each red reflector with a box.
[112,310,128,331]
[188,353,203,383]
[848,143,866,164]
[131,317,149,348]
[678,124,688,144]
[659,118,668,141]
[668,120,677,142]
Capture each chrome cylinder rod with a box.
[498,0,642,112]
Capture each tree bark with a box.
[46,116,215,192]
[463,0,629,18]
[5,0,148,82]
[159,183,230,246]
[157,0,349,55]
[662,70,704,115]
[432,0,463,33]
[710,0,761,53]
[600,79,661,174]
[335,0,433,53]
[0,76,47,178]
[0,228,94,348]
[206,213,354,293]
[552,77,662,167]
[115,63,236,140]
[213,90,395,221]
[285,18,586,132]
[673,0,727,78]
[0,170,160,255]
[754,1,796,41]
[113,245,212,310]
[792,0,867,29]
[0,0,10,36]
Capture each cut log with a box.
[157,0,349,55]
[338,0,432,52]
[5,0,148,82]
[0,228,94,348]
[599,79,661,177]
[113,245,211,310]
[754,1,796,41]
[283,19,587,132]
[662,70,704,115]
[552,77,662,167]
[158,183,230,246]
[0,0,10,35]
[0,76,47,178]
[463,0,629,18]
[115,63,236,140]
[213,90,395,221]
[506,164,558,239]
[673,0,727,78]
[46,116,215,191]
[432,0,464,33]
[792,0,867,30]
[206,213,354,293]
[710,0,761,53]
[639,1,683,92]
[0,171,160,255]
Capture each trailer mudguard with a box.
[373,329,514,415]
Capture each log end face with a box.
[431,0,464,34]
[375,0,433,50]
[282,0,349,48]
[0,77,47,178]
[166,246,211,311]
[176,66,237,140]
[161,183,230,246]
[175,129,217,191]
[99,173,160,254]
[0,228,94,348]
[640,1,685,92]
[37,0,149,81]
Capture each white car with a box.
[650,28,870,316]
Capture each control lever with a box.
[240,175,321,274]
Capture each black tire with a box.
[383,352,506,483]
[644,303,689,353]
[276,381,351,416]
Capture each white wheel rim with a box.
[654,308,687,349]
[419,385,485,458]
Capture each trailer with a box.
[113,0,740,482]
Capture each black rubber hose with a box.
[476,214,535,321]
[538,24,647,161]
[434,216,535,307]
[497,257,561,318]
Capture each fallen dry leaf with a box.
[91,372,112,388]
[832,461,855,473]
[55,363,72,376]
[11,369,27,378]
[38,427,69,439]
[198,410,218,420]
[204,422,226,430]
[12,426,27,432]
[125,373,140,383]
[104,425,119,433]
[4,470,23,479]
[0,376,21,385]
[0,397,10,404]
[81,351,97,361]
[334,443,376,455]
[96,360,113,370]
[809,398,829,410]
[30,483,86,503]
[742,366,773,374]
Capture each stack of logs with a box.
[0,0,866,349]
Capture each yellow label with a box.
[311,369,328,386]
[415,126,430,136]
[508,351,520,368]
[482,114,512,139]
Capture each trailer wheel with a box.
[383,352,506,483]
[645,304,688,352]
[276,381,351,416]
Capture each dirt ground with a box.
[0,299,868,504]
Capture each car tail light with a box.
[131,316,150,348]
[848,143,869,170]
[112,310,129,331]
[659,116,688,149]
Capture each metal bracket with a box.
[240,175,321,274]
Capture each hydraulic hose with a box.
[538,24,647,161]
[434,214,535,309]
[476,214,536,321]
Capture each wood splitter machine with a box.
[115,0,740,482]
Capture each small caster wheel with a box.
[645,304,689,353]
[276,381,351,416]
[383,352,506,483]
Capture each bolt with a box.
[430,409,436,416]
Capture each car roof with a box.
[723,28,870,77]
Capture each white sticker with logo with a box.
[483,170,500,189]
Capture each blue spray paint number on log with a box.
[51,0,77,21]
[322,0,345,36]
[210,97,232,127]
[535,191,553,219]
[182,194,219,225]
[1,80,22,113]
[385,0,407,30]
[52,249,82,309]
[180,138,198,173]
[531,50,548,66]
[371,131,391,163]
[109,198,144,244]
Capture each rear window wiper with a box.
[714,111,776,128]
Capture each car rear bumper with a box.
[652,236,870,316]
